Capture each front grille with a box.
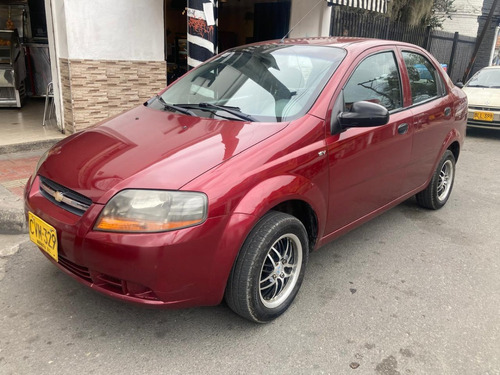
[94,273,124,292]
[58,254,92,283]
[39,176,92,216]
[57,254,159,301]
[469,105,500,112]
[467,120,500,127]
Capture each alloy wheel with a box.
[259,233,303,309]
[437,159,454,202]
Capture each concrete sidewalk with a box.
[0,144,57,234]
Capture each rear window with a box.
[403,52,444,105]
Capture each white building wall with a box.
[436,0,481,37]
[439,15,479,37]
[63,0,164,61]
[47,0,68,58]
[45,0,68,130]
[289,0,332,38]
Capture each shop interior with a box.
[0,0,62,150]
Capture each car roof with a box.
[244,37,423,55]
[269,36,415,48]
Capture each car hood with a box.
[39,105,289,203]
[463,87,500,108]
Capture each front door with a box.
[324,50,413,235]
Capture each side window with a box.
[402,52,442,105]
[344,52,402,112]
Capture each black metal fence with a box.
[427,30,476,83]
[329,6,477,83]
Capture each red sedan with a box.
[25,38,467,323]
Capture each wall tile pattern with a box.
[59,59,75,134]
[59,58,166,133]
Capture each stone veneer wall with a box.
[59,58,166,134]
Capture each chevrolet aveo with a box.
[25,38,467,323]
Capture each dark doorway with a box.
[217,0,292,51]
[253,1,291,41]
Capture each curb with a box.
[0,139,64,235]
[0,139,62,155]
[0,185,27,234]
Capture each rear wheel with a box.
[225,211,308,323]
[416,150,456,210]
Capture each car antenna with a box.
[280,0,326,43]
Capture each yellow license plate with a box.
[473,111,494,122]
[28,212,58,262]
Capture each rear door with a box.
[324,48,414,234]
[399,49,455,192]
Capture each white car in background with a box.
[462,66,500,130]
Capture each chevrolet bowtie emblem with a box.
[54,191,64,202]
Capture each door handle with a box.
[398,123,409,134]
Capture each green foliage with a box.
[389,0,455,28]
[390,0,434,25]
[427,0,456,29]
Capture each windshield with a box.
[157,44,346,122]
[466,68,500,88]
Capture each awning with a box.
[187,0,218,69]
[327,0,388,13]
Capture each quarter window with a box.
[344,52,402,111]
[403,52,442,105]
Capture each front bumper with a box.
[25,176,248,308]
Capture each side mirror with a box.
[338,101,389,128]
[456,82,464,88]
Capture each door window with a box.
[402,52,443,105]
[343,52,402,111]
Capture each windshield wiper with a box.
[156,96,195,116]
[199,103,257,122]
[175,103,257,122]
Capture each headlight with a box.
[33,149,50,178]
[94,190,208,232]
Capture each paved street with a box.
[1,128,499,375]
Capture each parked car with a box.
[25,38,467,323]
[461,66,500,130]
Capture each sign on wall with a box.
[187,0,218,69]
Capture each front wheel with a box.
[225,211,309,323]
[416,150,456,210]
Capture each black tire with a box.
[225,211,309,323]
[416,150,456,210]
